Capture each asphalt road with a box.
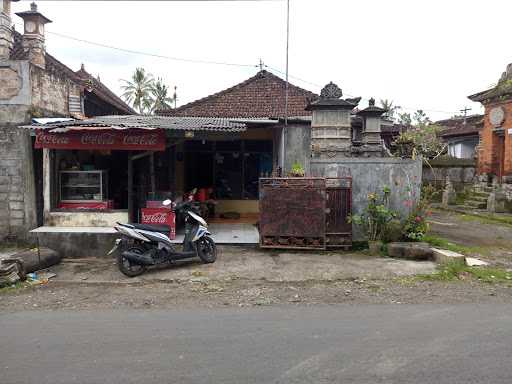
[1,305,512,384]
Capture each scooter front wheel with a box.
[196,236,217,264]
[117,246,147,277]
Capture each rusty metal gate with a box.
[259,177,352,250]
[259,178,326,249]
[325,177,352,249]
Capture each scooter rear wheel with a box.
[117,246,147,277]
[197,236,217,264]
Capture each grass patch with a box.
[422,235,471,254]
[414,262,512,283]
[423,234,489,257]
[434,206,512,227]
[0,281,31,294]
[458,213,512,227]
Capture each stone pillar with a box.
[307,82,358,159]
[0,0,16,60]
[15,2,51,68]
[442,178,456,207]
[356,98,387,157]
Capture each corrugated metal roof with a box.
[21,115,248,132]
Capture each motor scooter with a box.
[108,199,216,277]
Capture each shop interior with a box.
[48,135,274,225]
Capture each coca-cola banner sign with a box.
[34,129,166,151]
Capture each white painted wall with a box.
[447,137,478,159]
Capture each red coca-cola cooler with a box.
[140,208,176,240]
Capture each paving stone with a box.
[465,257,489,267]
[432,248,466,265]
[387,242,433,260]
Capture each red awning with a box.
[34,128,166,151]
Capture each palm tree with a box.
[152,78,176,112]
[120,68,154,114]
[380,99,400,121]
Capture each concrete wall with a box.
[283,123,311,175]
[45,211,129,227]
[447,138,478,159]
[422,158,476,192]
[311,158,422,240]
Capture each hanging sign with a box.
[34,129,166,151]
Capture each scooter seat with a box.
[130,223,170,234]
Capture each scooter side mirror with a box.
[162,199,172,206]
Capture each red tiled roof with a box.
[436,115,483,138]
[157,70,318,118]
[10,30,134,115]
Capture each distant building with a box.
[436,115,483,159]
[468,63,512,185]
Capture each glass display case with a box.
[59,170,108,203]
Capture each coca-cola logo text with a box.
[142,212,168,224]
[36,133,70,146]
[80,132,116,146]
[123,134,158,146]
[34,129,164,150]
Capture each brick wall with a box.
[479,101,512,176]
[0,127,37,241]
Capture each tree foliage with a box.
[379,99,400,120]
[121,68,154,114]
[394,110,446,159]
[121,68,175,114]
[152,78,176,112]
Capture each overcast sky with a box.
[10,0,512,120]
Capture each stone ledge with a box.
[387,242,433,260]
[432,248,466,265]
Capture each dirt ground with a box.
[429,210,512,267]
[2,209,512,312]
[2,277,512,313]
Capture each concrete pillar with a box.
[356,98,387,157]
[306,82,358,159]
[15,2,52,68]
[0,0,16,60]
[42,147,50,223]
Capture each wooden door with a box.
[496,135,506,183]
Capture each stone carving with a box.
[0,66,21,100]
[320,82,343,100]
[500,63,512,82]
[442,178,456,207]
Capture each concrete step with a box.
[465,200,487,209]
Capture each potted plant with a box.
[350,187,398,254]
[289,161,305,177]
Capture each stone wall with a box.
[30,64,81,116]
[422,158,477,192]
[0,127,38,240]
[311,158,422,240]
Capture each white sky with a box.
[10,0,512,120]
